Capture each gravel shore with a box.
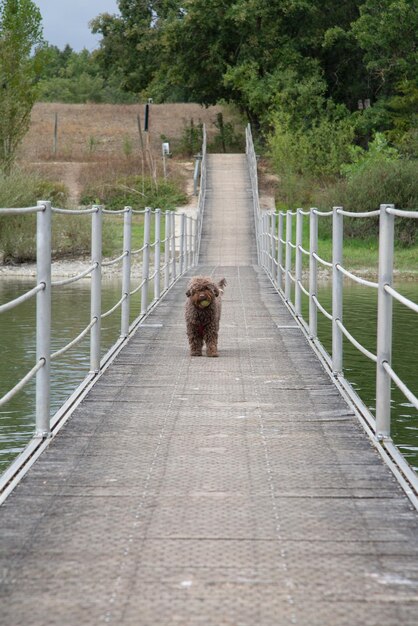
[0,258,140,279]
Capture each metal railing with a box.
[195,127,207,263]
[0,204,195,436]
[246,124,418,500]
[0,129,207,453]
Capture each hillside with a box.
[17,102,241,205]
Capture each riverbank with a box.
[1,258,416,282]
[0,258,136,279]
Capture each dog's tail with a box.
[218,278,227,294]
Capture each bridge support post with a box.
[170,212,177,280]
[187,217,194,268]
[277,212,284,291]
[121,207,132,338]
[376,204,395,440]
[164,211,170,290]
[36,201,52,438]
[154,209,161,301]
[179,213,185,274]
[141,208,151,315]
[269,212,276,278]
[285,211,292,302]
[90,205,102,373]
[309,209,318,339]
[295,209,303,316]
[262,212,268,270]
[332,207,343,376]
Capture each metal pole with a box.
[188,217,193,268]
[36,200,52,438]
[332,207,343,375]
[261,211,268,270]
[270,212,276,280]
[164,211,170,290]
[309,209,318,339]
[53,113,58,156]
[121,207,132,338]
[295,209,303,316]
[171,212,177,280]
[179,213,185,274]
[141,208,151,315]
[285,211,292,302]
[278,212,284,291]
[154,209,161,301]
[376,204,395,440]
[90,205,102,373]
[193,157,200,195]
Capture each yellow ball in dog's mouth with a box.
[199,299,210,308]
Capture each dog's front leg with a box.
[188,331,203,356]
[206,333,219,357]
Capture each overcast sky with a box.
[34,0,120,51]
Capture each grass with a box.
[102,212,171,259]
[273,210,418,277]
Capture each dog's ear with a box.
[186,289,191,297]
[212,286,220,297]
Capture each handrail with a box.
[0,132,206,446]
[246,123,418,496]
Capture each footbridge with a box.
[0,128,418,625]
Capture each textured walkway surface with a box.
[1,155,418,625]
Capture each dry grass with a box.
[19,102,238,161]
[17,102,242,205]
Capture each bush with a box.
[80,175,187,211]
[0,170,96,262]
[268,105,355,208]
[340,133,399,179]
[176,119,204,157]
[314,159,418,246]
[269,111,355,181]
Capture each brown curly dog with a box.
[185,276,227,357]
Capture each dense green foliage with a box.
[4,1,417,246]
[36,1,417,159]
[0,0,45,171]
[37,44,137,103]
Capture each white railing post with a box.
[332,207,344,375]
[295,209,303,317]
[171,212,177,280]
[309,209,318,339]
[36,200,52,438]
[164,210,170,290]
[90,205,102,373]
[179,212,186,274]
[194,216,199,266]
[188,217,193,268]
[121,206,132,338]
[285,211,292,302]
[270,212,276,279]
[376,204,395,440]
[277,212,284,290]
[154,208,161,301]
[261,211,268,271]
[141,208,151,315]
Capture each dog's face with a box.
[186,279,219,309]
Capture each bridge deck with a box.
[1,155,418,625]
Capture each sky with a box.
[33,0,120,52]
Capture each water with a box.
[0,278,417,474]
[302,280,418,471]
[0,278,135,472]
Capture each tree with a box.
[0,0,44,172]
[352,0,418,96]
